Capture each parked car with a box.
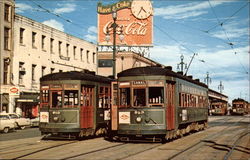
[30,117,39,127]
[8,113,31,129]
[0,113,16,133]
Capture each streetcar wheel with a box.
[3,127,9,133]
[20,126,25,130]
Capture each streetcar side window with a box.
[148,87,164,106]
[133,88,146,107]
[99,86,111,108]
[120,88,130,107]
[52,91,62,108]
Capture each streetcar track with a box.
[166,117,247,160]
[223,131,250,160]
[11,141,78,160]
[0,142,38,152]
[61,143,127,160]
[116,144,162,160]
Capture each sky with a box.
[15,0,249,103]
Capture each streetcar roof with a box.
[40,71,113,83]
[117,66,207,88]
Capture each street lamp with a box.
[105,11,124,78]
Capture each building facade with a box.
[0,0,97,117]
[0,0,15,113]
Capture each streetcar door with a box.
[80,86,94,128]
[111,81,118,131]
[166,82,175,130]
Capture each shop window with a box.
[133,88,146,107]
[149,87,164,106]
[64,90,78,107]
[120,88,130,107]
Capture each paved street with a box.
[0,116,249,160]
[0,127,41,141]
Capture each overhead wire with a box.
[207,0,249,74]
[206,2,249,32]
[28,0,97,42]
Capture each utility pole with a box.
[204,72,212,88]
[218,81,224,93]
[177,55,187,73]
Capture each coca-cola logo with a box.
[103,21,148,36]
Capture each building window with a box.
[32,64,36,82]
[19,62,25,85]
[42,35,46,50]
[73,46,76,59]
[66,43,69,56]
[42,66,46,77]
[80,48,83,61]
[32,32,36,48]
[50,38,54,53]
[86,50,89,63]
[98,59,113,67]
[3,59,9,84]
[4,4,11,22]
[19,28,25,44]
[4,27,10,50]
[93,52,96,64]
[58,41,62,55]
[51,68,55,73]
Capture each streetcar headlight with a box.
[136,116,142,123]
[134,110,138,114]
[53,116,59,122]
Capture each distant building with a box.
[0,0,97,117]
[97,51,162,77]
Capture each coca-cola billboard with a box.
[97,3,153,46]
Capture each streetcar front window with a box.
[120,88,130,107]
[148,87,164,106]
[52,91,62,108]
[64,90,78,107]
[133,89,146,107]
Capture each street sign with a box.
[9,87,20,96]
